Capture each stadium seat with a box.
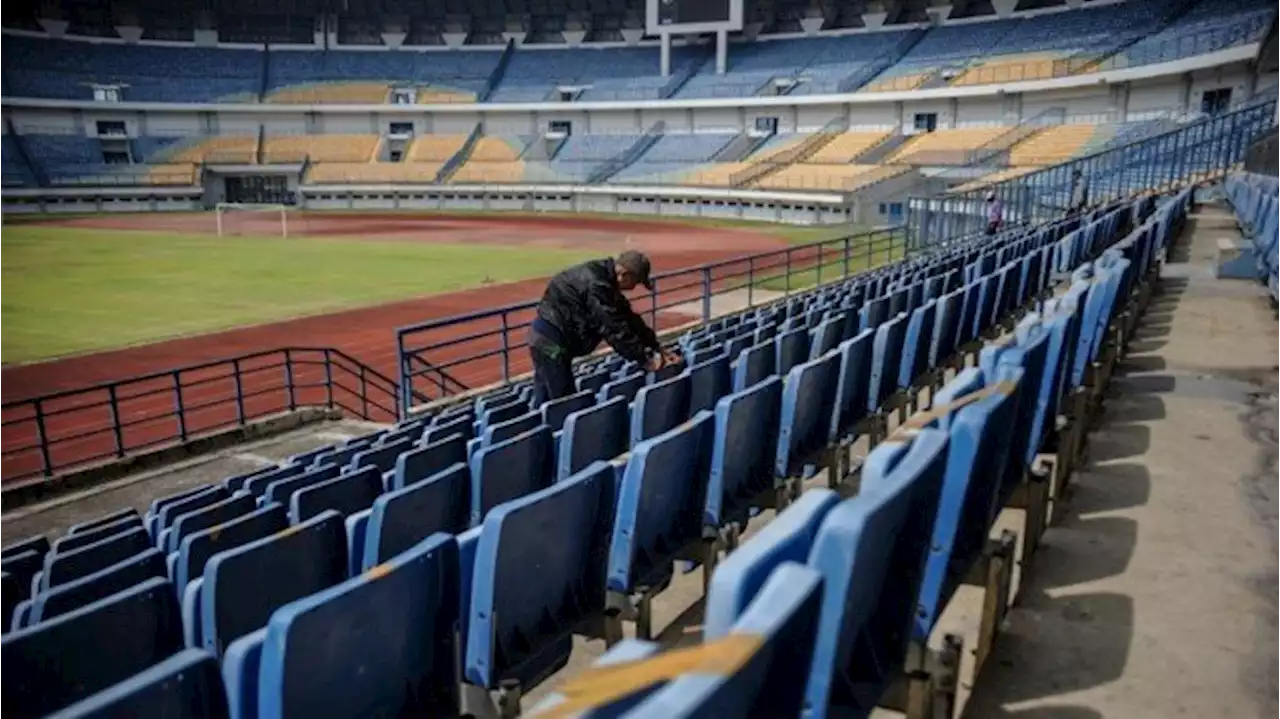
[631,373,692,447]
[359,463,470,571]
[557,396,629,481]
[289,466,382,522]
[55,514,146,554]
[261,463,343,507]
[394,432,468,489]
[199,510,347,656]
[49,648,228,719]
[469,425,554,526]
[172,504,288,593]
[705,377,784,534]
[26,547,167,628]
[540,390,595,432]
[42,526,152,590]
[162,493,256,554]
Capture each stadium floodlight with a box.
[215,202,290,238]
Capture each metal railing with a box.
[395,226,906,416]
[1243,127,1278,176]
[905,96,1278,245]
[1,347,399,483]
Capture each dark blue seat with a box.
[56,514,146,555]
[809,314,845,360]
[775,327,811,378]
[827,330,874,444]
[43,527,151,591]
[349,437,413,475]
[469,424,553,526]
[630,563,824,719]
[631,373,691,447]
[225,465,282,492]
[50,648,227,719]
[979,323,1049,505]
[867,312,907,412]
[607,411,714,595]
[251,534,460,718]
[2,536,50,561]
[199,510,347,656]
[479,397,531,432]
[155,487,231,538]
[67,508,140,536]
[422,413,474,445]
[577,368,612,395]
[289,466,381,523]
[2,577,184,719]
[393,432,468,490]
[930,288,963,369]
[898,299,937,390]
[243,464,308,498]
[173,504,288,593]
[148,486,216,528]
[732,339,775,393]
[704,377,783,531]
[482,410,543,448]
[599,372,645,404]
[26,548,167,628]
[775,352,840,480]
[557,396,628,481]
[541,390,595,432]
[465,461,615,689]
[261,463,342,507]
[686,353,731,416]
[859,295,887,332]
[360,463,470,572]
[162,493,256,555]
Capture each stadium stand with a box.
[260,134,380,164]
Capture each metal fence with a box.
[395,226,906,415]
[1,348,398,483]
[1244,127,1279,176]
[906,97,1279,245]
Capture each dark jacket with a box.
[533,258,660,364]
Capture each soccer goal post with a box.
[215,202,290,238]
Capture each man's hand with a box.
[662,349,683,367]
[644,354,665,373]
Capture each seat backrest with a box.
[243,463,308,498]
[53,514,144,555]
[465,461,614,689]
[164,492,256,554]
[155,487,231,538]
[775,327,811,378]
[732,339,776,393]
[43,526,151,590]
[827,329,874,444]
[607,411,714,595]
[49,648,227,719]
[66,508,140,537]
[631,563,823,719]
[899,299,937,389]
[201,510,347,655]
[704,488,840,639]
[631,373,692,447]
[541,390,595,432]
[257,534,460,718]
[775,351,841,479]
[867,312,908,412]
[147,485,215,523]
[469,424,553,526]
[262,463,342,507]
[529,639,661,717]
[1,577,183,719]
[599,372,646,404]
[2,536,50,564]
[705,376,783,530]
[422,413,474,445]
[29,548,167,627]
[350,437,414,475]
[804,429,949,715]
[558,396,629,481]
[395,432,467,490]
[930,288,963,369]
[361,463,470,572]
[290,466,382,523]
[173,503,288,592]
[686,352,731,416]
[577,368,612,395]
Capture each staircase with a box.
[436,124,483,184]
[7,120,48,187]
[588,122,666,184]
[259,45,272,102]
[254,125,265,164]
[713,129,776,162]
[853,133,909,163]
[730,118,847,188]
[479,39,516,102]
[659,52,712,99]
[838,28,928,93]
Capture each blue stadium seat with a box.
[3,536,50,561]
[199,510,347,656]
[899,299,938,391]
[469,425,553,526]
[27,547,167,628]
[481,410,543,449]
[704,377,784,532]
[360,463,470,572]
[775,351,841,481]
[599,372,645,404]
[541,390,595,432]
[828,330,875,445]
[56,514,145,554]
[42,526,152,590]
[686,353,731,416]
[162,493,256,554]
[867,312,908,412]
[732,340,776,392]
[557,396,629,481]
[630,563,824,719]
[528,639,661,718]
[289,466,381,523]
[393,432,468,490]
[49,648,227,719]
[67,508,140,536]
[154,487,232,538]
[775,327,811,378]
[607,412,714,600]
[172,504,288,593]
[349,437,413,475]
[225,465,281,492]
[465,461,615,689]
[422,413,474,445]
[631,373,691,447]
[252,534,460,718]
[2,577,184,719]
[261,463,342,507]
[243,465,308,498]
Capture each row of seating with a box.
[0,183,1189,717]
[1222,172,1279,302]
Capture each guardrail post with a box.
[107,385,124,458]
[649,279,658,327]
[323,350,334,409]
[397,334,412,422]
[842,235,851,278]
[701,267,712,322]
[34,399,53,478]
[284,349,296,412]
[232,359,245,424]
[173,371,187,443]
[784,247,793,296]
[359,365,370,418]
[500,311,511,384]
[747,257,755,307]
[816,243,824,288]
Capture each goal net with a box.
[215,202,290,238]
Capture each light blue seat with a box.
[631,373,691,447]
[828,330,875,444]
[541,390,596,432]
[558,396,629,481]
[199,510,347,656]
[288,466,380,523]
[173,504,287,593]
[464,461,615,690]
[686,353,731,416]
[704,377,784,532]
[394,432,468,490]
[469,424,553,526]
[49,648,227,719]
[360,463,470,572]
[732,340,776,393]
[775,352,841,481]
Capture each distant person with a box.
[985,192,1004,236]
[528,250,681,405]
[1069,168,1090,215]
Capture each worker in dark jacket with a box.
[528,250,680,405]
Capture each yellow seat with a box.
[146,163,198,185]
[265,82,392,104]
[1008,125,1098,166]
[862,72,931,93]
[414,88,477,104]
[807,132,893,164]
[468,137,523,162]
[306,162,444,184]
[261,134,380,164]
[408,135,468,162]
[885,128,1010,165]
[950,53,1065,87]
[165,135,257,164]
[449,161,527,184]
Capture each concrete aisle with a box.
[965,203,1279,718]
